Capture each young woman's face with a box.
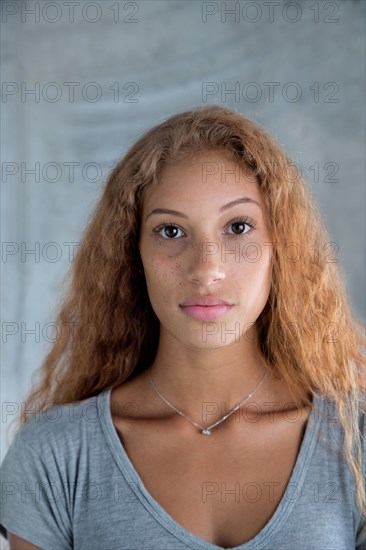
[139,150,273,349]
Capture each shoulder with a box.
[312,391,365,439]
[0,393,105,550]
[3,392,104,463]
[311,391,366,501]
[316,390,366,428]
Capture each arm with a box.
[8,532,42,550]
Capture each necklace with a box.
[147,368,268,436]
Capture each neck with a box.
[146,325,275,426]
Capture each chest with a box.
[113,409,310,548]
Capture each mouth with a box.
[179,296,233,307]
[179,303,234,321]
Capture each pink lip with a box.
[180,296,233,307]
[180,304,233,320]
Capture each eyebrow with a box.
[144,197,262,220]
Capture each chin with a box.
[181,331,241,349]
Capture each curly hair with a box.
[8,105,366,519]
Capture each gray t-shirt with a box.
[0,387,365,550]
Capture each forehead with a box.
[142,150,261,207]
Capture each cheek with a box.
[233,242,271,273]
[143,256,182,292]
[142,259,183,321]
[240,241,270,263]
[231,246,272,296]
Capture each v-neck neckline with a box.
[98,387,324,550]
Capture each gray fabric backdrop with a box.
[1,0,365,464]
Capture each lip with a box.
[179,296,233,307]
[180,304,233,321]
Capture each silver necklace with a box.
[147,368,268,436]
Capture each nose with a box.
[187,239,226,286]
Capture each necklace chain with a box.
[147,367,268,436]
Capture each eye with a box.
[225,216,257,236]
[153,223,185,240]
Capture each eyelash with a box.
[152,216,257,244]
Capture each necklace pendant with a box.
[201,428,211,436]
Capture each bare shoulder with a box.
[8,532,41,549]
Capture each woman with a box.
[1,105,365,549]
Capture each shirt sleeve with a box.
[0,427,72,549]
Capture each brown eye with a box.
[154,224,185,239]
[230,222,246,235]
[163,226,179,238]
[226,217,256,236]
